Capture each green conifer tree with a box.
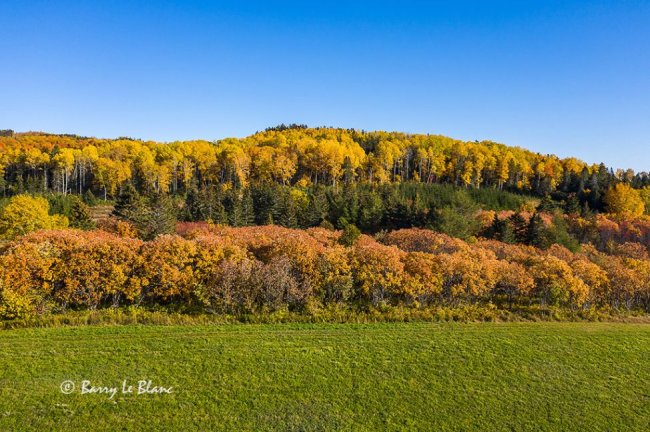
[338,223,361,247]
[508,212,528,243]
[136,192,177,240]
[82,189,97,206]
[112,183,141,221]
[70,196,95,230]
[526,213,547,248]
[241,187,255,226]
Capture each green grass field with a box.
[1,323,648,431]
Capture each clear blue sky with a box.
[1,1,649,171]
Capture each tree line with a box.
[2,127,650,212]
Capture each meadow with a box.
[0,322,648,431]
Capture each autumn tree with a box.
[0,194,68,239]
[639,186,650,215]
[605,183,645,217]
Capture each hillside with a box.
[1,127,650,323]
[1,126,648,202]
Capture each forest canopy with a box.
[1,126,649,203]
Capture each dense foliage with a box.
[1,225,649,320]
[2,127,650,214]
[1,127,650,321]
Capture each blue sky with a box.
[1,1,649,170]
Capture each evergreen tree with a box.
[136,192,177,240]
[485,214,501,239]
[228,195,244,226]
[275,191,298,228]
[342,156,355,184]
[241,187,255,226]
[407,192,429,227]
[326,187,349,228]
[508,212,528,243]
[252,183,278,225]
[545,212,579,252]
[527,213,547,248]
[304,186,330,227]
[205,185,228,224]
[565,195,581,215]
[82,189,97,206]
[223,187,240,227]
[228,187,257,227]
[383,186,411,229]
[338,223,361,246]
[112,183,141,220]
[487,214,516,244]
[184,184,203,221]
[358,188,384,231]
[70,196,95,230]
[578,168,589,193]
[319,219,335,230]
[499,219,516,244]
[341,183,360,226]
[537,195,556,213]
[587,172,603,211]
[433,191,480,240]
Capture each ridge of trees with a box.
[2,127,649,210]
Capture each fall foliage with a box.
[0,194,68,239]
[1,127,650,320]
[2,127,649,209]
[604,183,645,217]
[2,225,650,319]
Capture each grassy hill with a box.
[1,322,648,431]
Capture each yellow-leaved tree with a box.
[639,186,650,215]
[0,195,68,239]
[604,183,645,218]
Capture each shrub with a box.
[1,226,650,320]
